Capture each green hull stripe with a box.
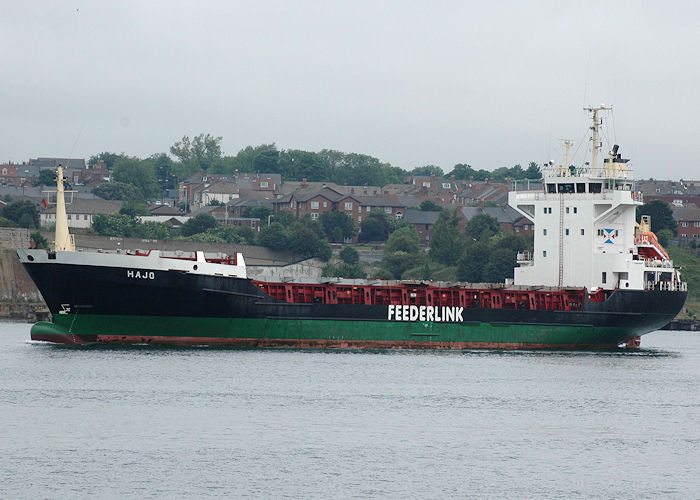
[43,314,638,347]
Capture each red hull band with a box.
[81,335,622,350]
[31,332,86,344]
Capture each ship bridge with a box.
[507,106,683,294]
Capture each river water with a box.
[1,322,699,498]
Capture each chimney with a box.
[302,178,307,184]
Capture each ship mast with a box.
[584,105,612,176]
[53,164,75,251]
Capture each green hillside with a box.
[668,247,700,318]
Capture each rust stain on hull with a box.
[73,335,624,350]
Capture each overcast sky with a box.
[3,1,699,179]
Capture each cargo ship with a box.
[18,107,687,349]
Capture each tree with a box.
[481,247,516,283]
[88,152,126,169]
[132,221,174,240]
[181,214,218,236]
[119,201,150,217]
[113,157,160,199]
[288,225,332,260]
[339,246,359,265]
[33,169,56,187]
[358,211,389,242]
[418,200,443,212]
[170,133,223,172]
[242,206,272,221]
[456,241,490,282]
[93,182,144,201]
[525,162,541,179]
[258,222,289,250]
[411,165,444,177]
[30,231,49,249]
[448,163,475,180]
[92,213,136,237]
[2,201,39,229]
[385,226,420,254]
[381,251,422,279]
[465,213,501,241]
[429,209,464,265]
[637,200,677,236]
[320,210,355,243]
[279,149,327,180]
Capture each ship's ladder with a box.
[558,194,564,287]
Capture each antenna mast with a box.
[584,105,612,176]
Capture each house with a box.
[404,209,441,245]
[636,179,700,208]
[198,181,240,206]
[41,199,123,228]
[353,195,408,223]
[226,198,274,217]
[190,205,261,231]
[673,203,700,239]
[30,157,86,170]
[460,205,532,234]
[0,163,40,186]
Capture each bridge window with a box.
[589,183,602,193]
[576,183,586,193]
[557,183,575,193]
[547,184,556,193]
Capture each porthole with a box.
[193,264,198,270]
[27,255,34,261]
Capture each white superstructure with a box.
[508,107,685,293]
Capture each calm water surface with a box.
[1,322,699,498]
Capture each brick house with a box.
[674,203,700,239]
[404,209,441,245]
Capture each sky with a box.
[2,1,699,180]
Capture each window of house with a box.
[442,183,451,189]
[345,202,353,210]
[323,201,328,208]
[67,214,71,220]
[655,188,661,193]
[311,201,319,209]
[260,181,268,188]
[396,212,403,219]
[251,221,256,228]
[515,227,520,232]
[1,169,6,175]
[694,222,700,228]
[682,222,688,227]
[422,182,431,188]
[358,216,361,222]
[366,206,371,212]
[310,212,319,220]
[385,207,392,213]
